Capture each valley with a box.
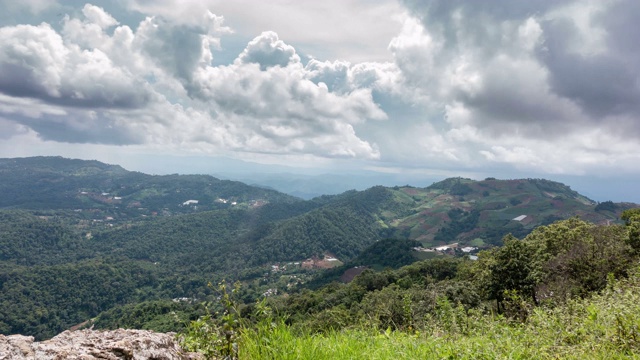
[0,156,637,344]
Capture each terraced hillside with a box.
[364,177,629,247]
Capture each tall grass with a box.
[238,271,640,359]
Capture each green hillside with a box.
[0,157,637,341]
[184,213,640,359]
[375,177,627,247]
[0,156,299,213]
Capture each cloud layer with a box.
[381,0,640,173]
[0,4,385,158]
[0,1,639,177]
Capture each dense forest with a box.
[0,156,298,213]
[269,214,640,330]
[180,210,640,359]
[0,156,638,352]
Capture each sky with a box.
[0,0,639,202]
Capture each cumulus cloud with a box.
[125,0,405,63]
[396,0,640,130]
[374,0,640,174]
[538,5,640,121]
[0,21,154,109]
[187,33,387,159]
[0,0,639,178]
[82,3,119,28]
[238,31,300,70]
[0,4,387,159]
[305,59,402,96]
[136,10,229,86]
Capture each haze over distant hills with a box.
[75,153,640,203]
[1,156,634,248]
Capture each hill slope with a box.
[0,157,637,339]
[0,156,299,214]
[349,177,631,247]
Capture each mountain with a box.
[378,177,620,247]
[0,156,299,213]
[0,157,636,340]
[220,171,439,200]
[1,157,633,272]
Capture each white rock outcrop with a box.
[0,329,203,360]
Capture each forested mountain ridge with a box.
[0,157,630,247]
[379,177,625,247]
[1,157,634,273]
[0,156,637,341]
[0,156,299,213]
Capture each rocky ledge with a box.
[0,329,203,360]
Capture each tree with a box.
[622,209,640,252]
[524,217,633,301]
[487,234,539,311]
[595,201,617,212]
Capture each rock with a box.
[0,329,203,360]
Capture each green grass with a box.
[241,323,628,359]
[236,270,640,359]
[469,238,486,247]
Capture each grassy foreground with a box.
[237,272,640,359]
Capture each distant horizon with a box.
[4,154,637,204]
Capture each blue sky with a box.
[0,0,639,202]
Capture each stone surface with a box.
[0,329,204,360]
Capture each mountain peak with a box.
[426,177,591,203]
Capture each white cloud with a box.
[0,0,639,182]
[0,5,387,160]
[238,31,300,69]
[375,0,640,174]
[134,10,230,86]
[82,4,119,29]
[126,0,406,62]
[188,35,387,158]
[0,19,155,110]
